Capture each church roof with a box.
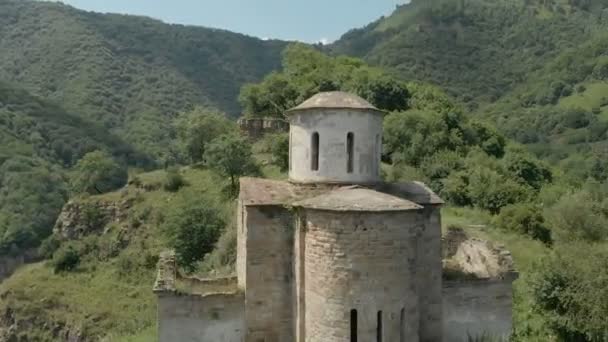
[239,178,443,208]
[292,187,423,212]
[286,91,384,114]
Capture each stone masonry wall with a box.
[243,206,295,342]
[157,292,244,342]
[417,206,443,341]
[301,210,423,342]
[442,280,514,341]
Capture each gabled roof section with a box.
[239,177,337,206]
[292,187,423,212]
[376,181,444,205]
[286,91,384,114]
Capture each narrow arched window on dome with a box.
[400,307,405,342]
[347,132,354,173]
[350,309,358,342]
[311,132,319,171]
[377,310,383,342]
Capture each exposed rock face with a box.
[0,306,84,342]
[52,196,134,240]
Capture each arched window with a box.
[347,132,354,173]
[289,131,293,172]
[350,309,358,342]
[377,311,383,342]
[400,308,405,342]
[311,132,319,171]
[375,134,380,175]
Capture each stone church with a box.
[154,92,517,342]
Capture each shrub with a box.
[52,246,80,273]
[531,244,608,341]
[163,167,185,192]
[496,203,552,244]
[38,235,61,259]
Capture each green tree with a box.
[468,168,530,214]
[204,134,258,194]
[503,149,553,190]
[174,108,236,164]
[266,133,290,172]
[69,151,128,195]
[162,192,224,272]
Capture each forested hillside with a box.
[0,0,286,160]
[332,0,608,178]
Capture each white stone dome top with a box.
[286,91,384,114]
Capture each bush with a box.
[496,203,552,244]
[38,235,61,259]
[163,167,185,192]
[531,244,608,341]
[52,246,80,273]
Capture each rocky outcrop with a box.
[52,196,135,240]
[0,306,84,342]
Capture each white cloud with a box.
[318,37,330,45]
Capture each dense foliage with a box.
[0,0,286,161]
[69,151,128,195]
[239,44,410,116]
[333,0,608,180]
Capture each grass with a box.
[559,81,608,119]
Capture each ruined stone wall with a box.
[238,117,288,139]
[300,210,422,342]
[442,280,514,341]
[157,292,245,342]
[417,206,443,341]
[243,205,295,342]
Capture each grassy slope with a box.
[0,142,286,341]
[0,168,229,341]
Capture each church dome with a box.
[286,91,384,114]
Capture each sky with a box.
[50,0,408,43]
